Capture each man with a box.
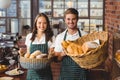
[54,8,87,80]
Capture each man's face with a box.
[64,14,78,29]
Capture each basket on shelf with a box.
[64,31,108,69]
[19,56,50,70]
[115,58,120,68]
[115,50,120,68]
[0,64,8,73]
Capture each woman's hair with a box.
[64,8,79,20]
[30,13,53,42]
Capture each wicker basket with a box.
[0,65,8,73]
[19,56,50,70]
[64,31,108,69]
[115,58,120,68]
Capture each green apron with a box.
[26,38,53,80]
[59,29,87,80]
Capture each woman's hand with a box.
[18,48,26,56]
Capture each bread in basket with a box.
[0,64,8,73]
[62,31,108,69]
[115,50,120,68]
[19,50,51,70]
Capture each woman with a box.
[25,13,55,80]
[54,8,87,80]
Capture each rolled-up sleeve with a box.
[25,33,32,47]
[54,34,64,52]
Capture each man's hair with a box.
[64,8,79,20]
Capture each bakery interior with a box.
[0,0,120,80]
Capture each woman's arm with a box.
[26,46,30,54]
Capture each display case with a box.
[0,0,31,34]
[0,18,6,33]
[39,0,104,33]
[89,0,103,32]
[39,0,52,17]
[77,0,88,17]
[53,0,64,17]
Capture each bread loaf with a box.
[67,43,83,56]
[82,41,99,53]
[24,53,30,58]
[29,55,35,59]
[36,54,47,59]
[67,44,74,55]
[115,50,120,61]
[31,50,42,56]
[61,41,68,49]
[61,40,73,49]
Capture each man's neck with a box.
[67,28,78,35]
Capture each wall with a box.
[105,0,120,79]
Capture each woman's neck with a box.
[37,32,44,39]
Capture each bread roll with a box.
[115,50,120,61]
[82,41,99,53]
[74,47,79,56]
[24,53,30,58]
[67,44,74,55]
[66,40,72,44]
[31,50,42,56]
[36,54,47,59]
[29,55,35,59]
[61,40,69,49]
[77,45,83,55]
[67,43,83,56]
[61,40,73,49]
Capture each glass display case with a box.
[89,0,103,32]
[7,0,17,17]
[39,0,52,17]
[0,9,6,17]
[0,0,31,35]
[19,0,31,18]
[39,0,104,33]
[78,0,88,17]
[53,0,64,17]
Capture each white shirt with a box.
[25,33,55,48]
[54,29,87,52]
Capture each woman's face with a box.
[64,14,78,29]
[36,16,47,32]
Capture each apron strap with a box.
[63,30,68,40]
[45,35,48,53]
[78,29,81,37]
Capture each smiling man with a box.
[54,8,88,80]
